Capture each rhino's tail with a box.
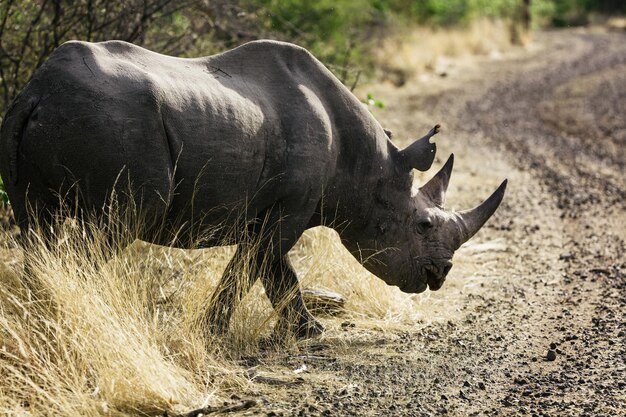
[0,93,39,185]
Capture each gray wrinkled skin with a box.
[0,40,506,338]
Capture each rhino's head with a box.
[345,125,507,293]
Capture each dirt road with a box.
[242,29,625,416]
[395,29,626,416]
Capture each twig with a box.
[246,368,304,386]
[350,70,361,92]
[289,354,337,363]
[181,399,258,417]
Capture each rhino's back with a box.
[7,40,337,241]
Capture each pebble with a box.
[547,350,557,361]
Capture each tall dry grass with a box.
[0,216,229,416]
[0,193,467,416]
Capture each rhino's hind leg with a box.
[13,210,63,319]
[8,178,56,302]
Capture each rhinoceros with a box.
[0,40,506,338]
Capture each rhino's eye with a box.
[415,219,433,234]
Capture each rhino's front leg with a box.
[207,193,325,339]
[205,243,258,335]
[206,242,323,339]
[262,254,325,339]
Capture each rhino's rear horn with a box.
[397,124,440,172]
[420,153,454,206]
[456,179,508,244]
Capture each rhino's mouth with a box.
[422,263,452,291]
[399,280,428,294]
[396,261,453,293]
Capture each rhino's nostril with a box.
[442,262,453,277]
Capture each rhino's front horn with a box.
[455,179,508,245]
[397,124,440,172]
[420,154,454,206]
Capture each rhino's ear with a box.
[420,153,454,206]
[396,125,440,172]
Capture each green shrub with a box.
[250,0,382,83]
[531,0,626,27]
[379,0,521,26]
[549,0,591,26]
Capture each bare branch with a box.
[0,0,15,42]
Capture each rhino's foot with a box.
[207,320,229,337]
[272,312,325,341]
[204,306,231,337]
[295,315,325,340]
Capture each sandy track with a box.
[397,29,626,416]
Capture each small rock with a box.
[549,342,557,350]
[478,382,486,390]
[502,398,514,407]
[514,377,527,385]
[547,350,557,361]
[302,287,346,316]
[340,321,355,329]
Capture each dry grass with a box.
[0,220,227,416]
[373,19,526,86]
[0,199,466,416]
